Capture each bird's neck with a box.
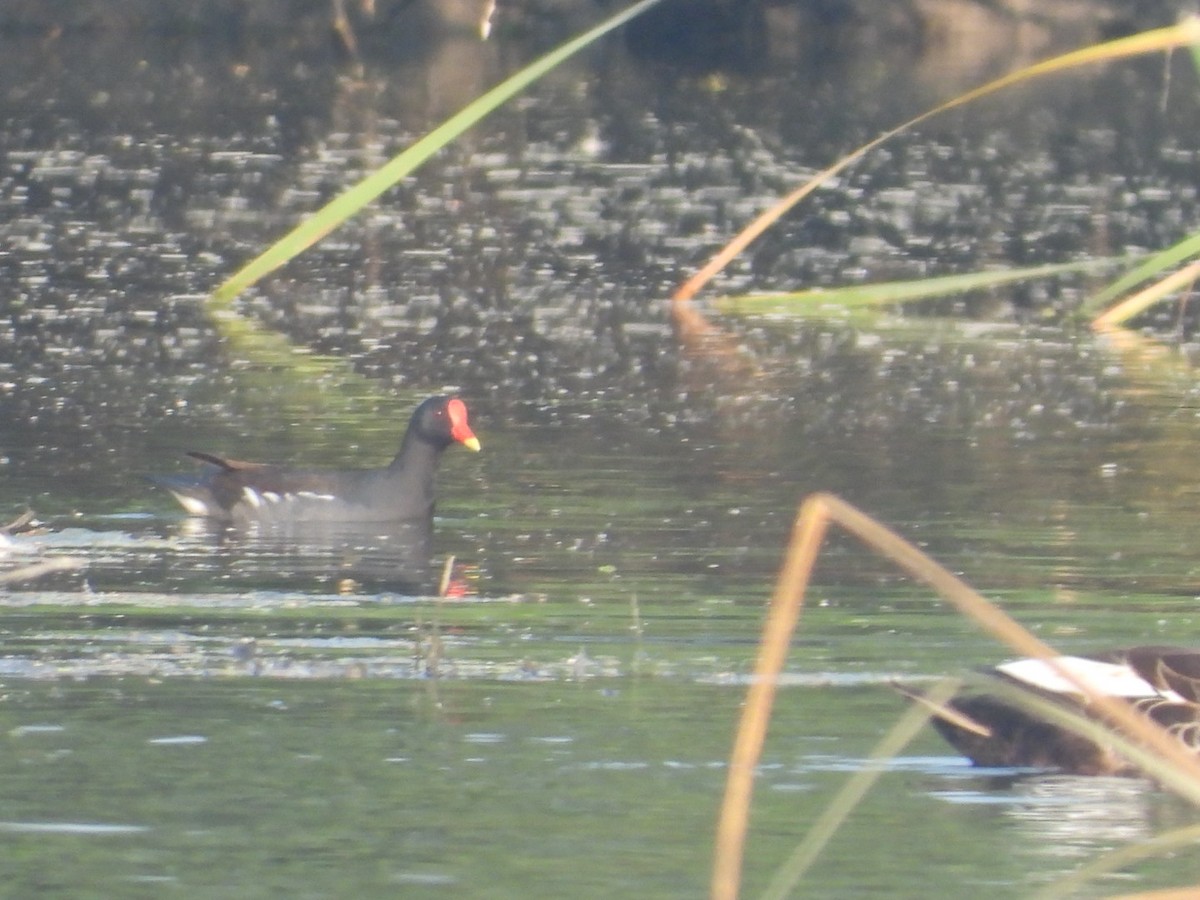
[389,435,443,476]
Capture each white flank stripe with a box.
[241,487,262,509]
[296,491,336,502]
[171,492,211,517]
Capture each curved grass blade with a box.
[211,0,665,307]
[717,257,1129,316]
[756,677,963,900]
[1092,258,1200,329]
[674,17,1200,304]
[1083,233,1200,315]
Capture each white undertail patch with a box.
[170,492,211,517]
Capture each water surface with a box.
[2,4,1200,896]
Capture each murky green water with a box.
[7,677,1200,898]
[4,3,1200,897]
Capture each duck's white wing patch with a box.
[997,656,1183,701]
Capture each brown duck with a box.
[896,646,1200,776]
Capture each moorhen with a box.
[895,646,1200,775]
[152,395,481,525]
